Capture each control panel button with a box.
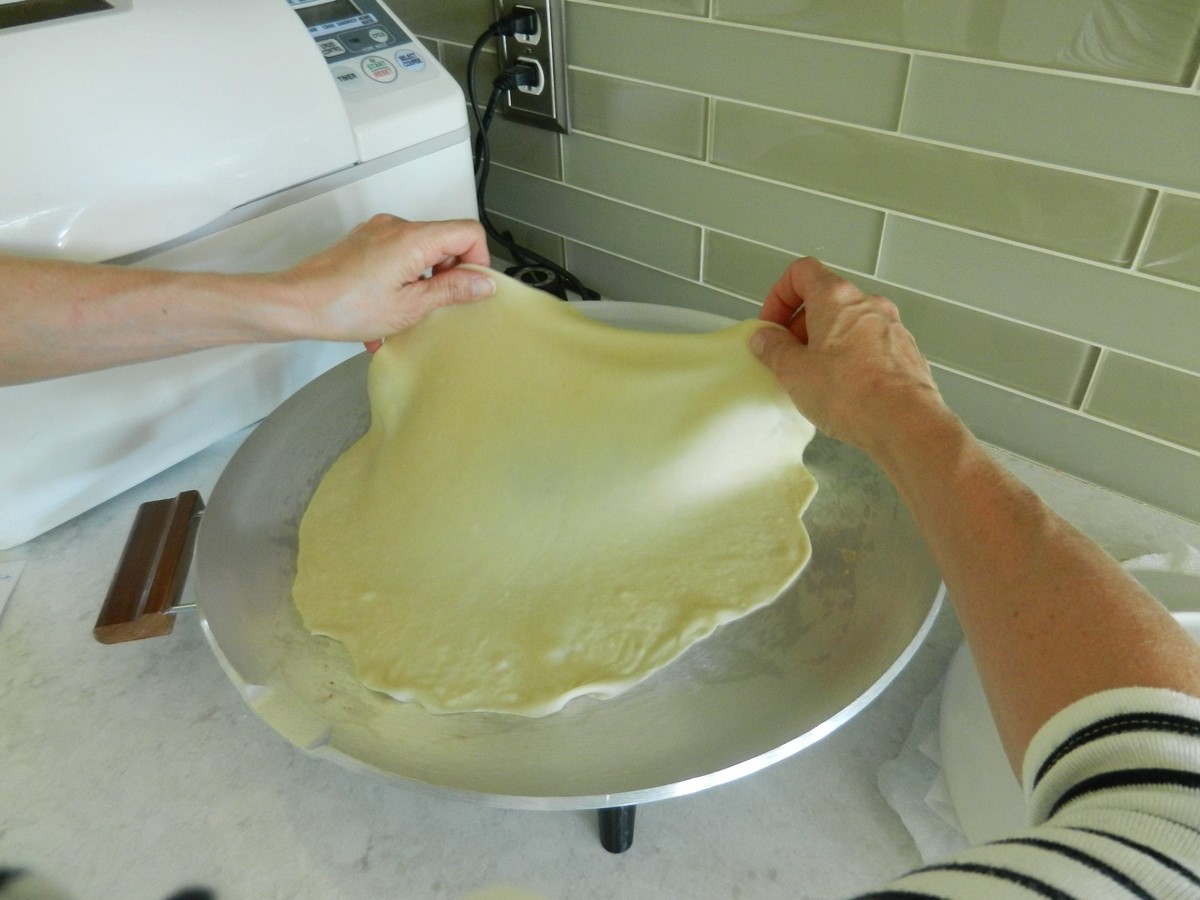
[396,49,426,72]
[331,65,365,91]
[368,27,390,44]
[318,38,346,58]
[361,55,397,82]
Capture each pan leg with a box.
[598,805,636,853]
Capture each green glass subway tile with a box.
[566,5,907,129]
[436,35,497,92]
[592,0,709,14]
[566,242,760,321]
[904,58,1200,194]
[703,232,795,301]
[487,166,702,277]
[1141,194,1200,289]
[934,367,1200,523]
[563,134,883,272]
[487,213,566,267]
[484,115,563,180]
[568,71,708,160]
[1085,353,1200,451]
[714,0,1200,86]
[859,278,1098,407]
[879,217,1200,375]
[704,231,1098,404]
[390,0,494,45]
[712,101,1153,265]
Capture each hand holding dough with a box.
[293,268,817,716]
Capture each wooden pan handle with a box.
[94,490,205,644]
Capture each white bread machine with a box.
[0,0,477,548]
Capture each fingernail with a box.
[749,329,768,356]
[471,275,496,298]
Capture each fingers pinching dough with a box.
[293,268,817,717]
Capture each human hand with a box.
[277,214,495,348]
[749,257,946,455]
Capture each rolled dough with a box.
[292,268,817,717]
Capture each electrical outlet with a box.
[493,0,569,133]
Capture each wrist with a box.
[239,271,321,343]
[122,267,288,347]
[857,387,966,474]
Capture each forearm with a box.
[0,255,290,384]
[0,217,494,385]
[753,256,1200,778]
[874,401,1200,772]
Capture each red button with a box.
[362,55,397,83]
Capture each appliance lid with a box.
[0,0,360,261]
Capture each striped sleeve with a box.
[854,688,1200,899]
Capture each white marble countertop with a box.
[2,430,1197,900]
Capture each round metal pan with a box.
[195,301,943,809]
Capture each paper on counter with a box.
[1123,539,1200,576]
[0,559,26,626]
[877,678,970,864]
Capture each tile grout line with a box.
[581,226,1200,459]
[497,184,1200,393]
[558,65,1200,200]
[1187,29,1200,90]
[893,51,915,134]
[1075,347,1106,411]
[554,129,565,186]
[552,133,1200,292]
[1130,192,1165,271]
[703,95,715,164]
[563,0,1200,93]
[536,136,1200,295]
[873,214,893,279]
[928,361,1200,458]
[489,193,743,299]
[844,265,1200,380]
[563,235,764,307]
[438,25,1200,198]
[490,166,1158,367]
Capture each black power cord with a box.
[467,14,600,301]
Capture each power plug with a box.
[493,0,569,133]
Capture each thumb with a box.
[408,268,496,314]
[749,325,800,372]
[750,324,822,427]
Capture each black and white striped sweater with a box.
[860,687,1200,899]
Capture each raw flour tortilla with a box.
[293,268,818,717]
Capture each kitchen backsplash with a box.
[394,0,1200,523]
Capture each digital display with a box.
[295,0,363,29]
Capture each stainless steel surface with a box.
[195,301,944,809]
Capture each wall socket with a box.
[493,0,569,134]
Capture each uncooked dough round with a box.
[292,268,817,717]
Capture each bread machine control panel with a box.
[288,0,437,97]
